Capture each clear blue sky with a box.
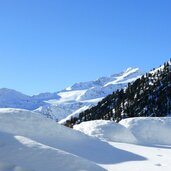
[0,0,171,95]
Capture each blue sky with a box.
[0,0,171,95]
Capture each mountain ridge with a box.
[65,60,171,127]
[0,67,144,121]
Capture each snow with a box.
[149,65,165,75]
[57,90,87,103]
[120,117,171,145]
[59,105,91,124]
[149,60,170,75]
[104,68,141,87]
[44,90,87,105]
[73,118,171,171]
[0,88,44,110]
[0,108,106,171]
[74,120,137,144]
[0,109,171,171]
[35,101,94,121]
[58,98,103,124]
[37,67,143,121]
[0,132,104,171]
[101,142,171,171]
[0,68,143,122]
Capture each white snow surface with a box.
[0,108,106,171]
[101,142,171,171]
[73,118,171,171]
[120,117,171,145]
[0,109,171,171]
[59,105,91,124]
[104,68,140,87]
[74,120,137,144]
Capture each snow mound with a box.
[74,120,137,144]
[120,117,171,145]
[0,131,105,171]
[0,108,107,171]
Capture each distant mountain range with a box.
[0,67,143,122]
[0,88,59,110]
[65,60,171,127]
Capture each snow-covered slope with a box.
[0,108,171,171]
[73,120,137,144]
[0,108,107,171]
[120,117,171,145]
[0,88,59,110]
[74,118,171,146]
[0,132,104,171]
[37,67,143,122]
[72,118,171,171]
[0,68,143,122]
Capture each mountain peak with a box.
[66,67,143,92]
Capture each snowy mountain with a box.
[0,88,43,110]
[66,60,171,127]
[0,68,143,122]
[0,88,59,110]
[36,67,143,122]
[0,108,171,171]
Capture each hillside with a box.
[36,67,143,122]
[0,68,143,122]
[65,60,171,127]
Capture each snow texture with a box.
[120,117,171,145]
[0,108,171,171]
[74,120,137,144]
[0,108,106,171]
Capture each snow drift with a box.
[0,108,106,171]
[0,108,145,171]
[120,117,171,145]
[74,120,137,144]
[0,132,104,171]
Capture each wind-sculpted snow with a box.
[1,109,171,171]
[0,108,146,171]
[120,117,171,145]
[74,120,137,144]
[0,131,106,171]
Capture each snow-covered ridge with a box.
[104,67,140,87]
[0,67,143,122]
[0,88,59,110]
[66,67,142,91]
[149,60,171,75]
[39,67,143,122]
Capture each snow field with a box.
[1,108,171,171]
